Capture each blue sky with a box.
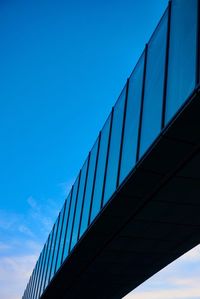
[1,0,199,298]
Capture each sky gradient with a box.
[1,1,199,298]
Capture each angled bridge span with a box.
[23,0,200,298]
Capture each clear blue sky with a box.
[2,1,199,299]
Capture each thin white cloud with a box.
[0,242,11,251]
[58,179,74,197]
[124,245,200,299]
[0,254,38,299]
[18,224,35,238]
[127,287,200,299]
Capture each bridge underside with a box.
[42,88,200,299]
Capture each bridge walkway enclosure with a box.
[22,0,200,298]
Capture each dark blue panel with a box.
[119,54,145,184]
[103,87,126,205]
[140,11,168,157]
[70,158,89,250]
[56,193,71,270]
[165,0,197,123]
[90,115,111,223]
[62,176,80,261]
[79,138,99,237]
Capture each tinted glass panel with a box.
[165,0,197,123]
[44,228,54,290]
[31,269,36,299]
[56,194,71,270]
[103,87,126,204]
[52,205,64,275]
[119,54,145,184]
[79,138,99,237]
[90,115,111,223]
[29,269,35,299]
[49,219,59,282]
[62,177,80,260]
[33,252,43,299]
[31,261,39,299]
[39,235,50,296]
[36,244,46,298]
[50,214,61,279]
[140,12,167,157]
[70,159,88,250]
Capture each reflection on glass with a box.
[90,115,111,223]
[70,159,89,250]
[51,211,64,276]
[140,12,168,157]
[39,235,50,296]
[57,194,71,269]
[31,260,39,299]
[119,54,145,184]
[34,249,44,299]
[44,228,54,290]
[38,243,48,298]
[62,177,80,261]
[165,0,197,123]
[49,218,59,282]
[79,138,99,237]
[103,86,126,205]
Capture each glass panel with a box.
[44,227,54,290]
[79,138,99,237]
[165,0,197,123]
[33,251,43,299]
[140,12,168,157]
[56,193,71,270]
[119,53,145,184]
[29,268,35,299]
[36,244,46,299]
[25,280,30,299]
[90,115,111,223]
[70,158,89,250]
[39,235,50,296]
[49,217,59,282]
[25,277,30,299]
[62,176,80,261]
[31,261,39,299]
[49,215,61,282]
[103,87,126,205]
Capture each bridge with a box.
[23,0,200,298]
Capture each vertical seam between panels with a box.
[78,152,91,239]
[161,1,172,129]
[54,201,66,274]
[136,44,148,161]
[48,215,60,284]
[61,189,73,264]
[88,134,101,225]
[196,0,200,85]
[101,108,114,208]
[38,242,48,298]
[116,79,129,187]
[69,174,81,253]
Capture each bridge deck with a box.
[41,88,200,299]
